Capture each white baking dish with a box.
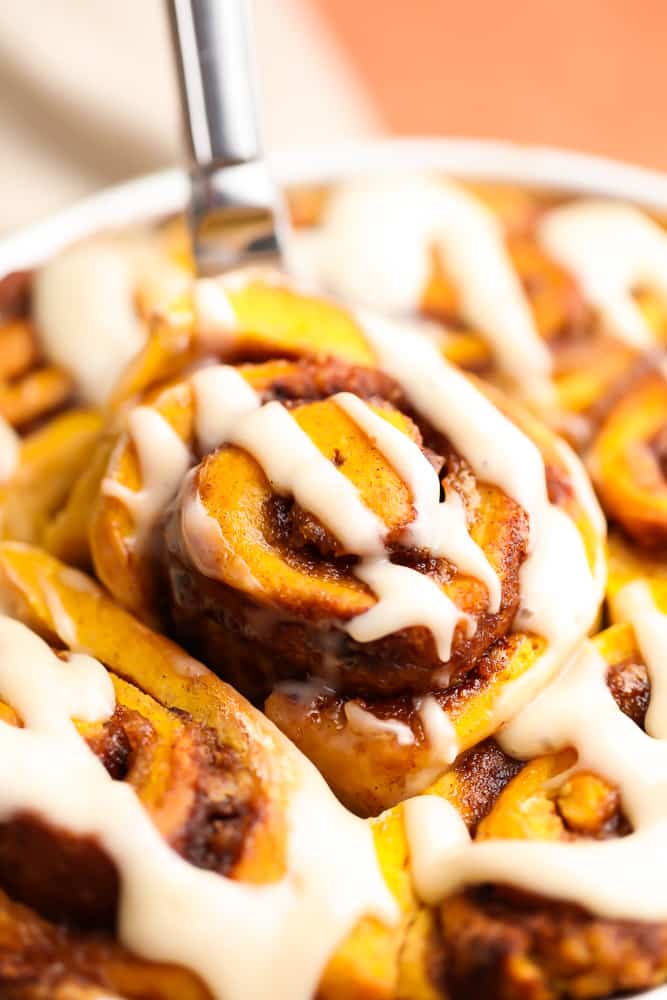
[1,137,665,1000]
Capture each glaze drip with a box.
[0,615,396,1000]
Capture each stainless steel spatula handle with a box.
[167,0,285,275]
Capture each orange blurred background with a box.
[314,0,667,169]
[2,0,667,231]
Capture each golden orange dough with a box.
[589,373,667,547]
[387,625,667,1000]
[82,275,604,813]
[111,275,376,412]
[93,349,533,681]
[265,634,543,815]
[0,543,412,1000]
[292,179,667,443]
[163,388,529,701]
[5,181,667,999]
[0,315,75,430]
[262,384,600,813]
[0,409,102,551]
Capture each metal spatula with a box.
[167,0,286,276]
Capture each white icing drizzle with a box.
[179,306,602,679]
[0,416,19,483]
[404,795,470,901]
[180,469,261,595]
[539,200,667,349]
[194,278,238,340]
[348,558,472,662]
[344,701,415,746]
[554,435,607,539]
[614,579,667,739]
[102,407,190,549]
[194,268,290,349]
[191,365,260,455]
[231,399,386,552]
[188,366,478,660]
[32,239,147,405]
[0,615,396,999]
[357,309,602,648]
[103,354,480,661]
[275,676,336,703]
[401,695,462,797]
[228,400,471,661]
[38,572,79,650]
[334,392,500,611]
[415,694,459,767]
[405,638,667,920]
[315,175,553,406]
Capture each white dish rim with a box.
[1,135,666,1000]
[5,136,667,274]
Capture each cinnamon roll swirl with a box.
[292,176,667,445]
[8,171,667,1000]
[394,622,667,1000]
[0,219,192,553]
[80,274,604,812]
[0,542,401,1000]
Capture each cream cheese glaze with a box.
[614,579,667,739]
[355,308,603,647]
[344,701,415,745]
[404,636,667,920]
[90,275,604,822]
[401,695,463,797]
[184,278,603,685]
[32,239,145,405]
[292,175,554,407]
[539,199,667,350]
[0,615,396,1000]
[102,406,191,553]
[188,386,475,662]
[415,695,459,769]
[334,391,501,612]
[31,233,191,405]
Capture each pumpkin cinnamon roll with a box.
[0,218,190,436]
[7,174,667,1000]
[291,176,667,443]
[0,542,401,1000]
[0,272,73,441]
[0,219,193,551]
[82,275,604,812]
[0,268,101,550]
[393,622,667,1000]
[588,371,667,547]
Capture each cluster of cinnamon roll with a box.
[0,173,667,999]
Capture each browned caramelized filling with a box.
[0,271,74,433]
[0,699,260,933]
[437,887,667,1000]
[606,658,650,729]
